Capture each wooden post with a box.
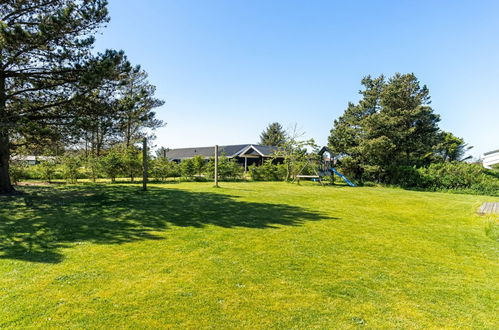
[142,137,148,191]
[244,157,248,172]
[214,145,219,187]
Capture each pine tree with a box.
[328,73,442,183]
[0,0,127,194]
[259,122,286,146]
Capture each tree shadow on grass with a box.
[0,185,336,263]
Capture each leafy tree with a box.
[274,125,318,181]
[250,160,287,181]
[121,146,141,182]
[8,159,26,185]
[204,156,244,181]
[102,148,122,183]
[85,155,102,182]
[72,65,163,158]
[433,131,472,162]
[74,84,123,157]
[151,157,172,181]
[61,154,81,184]
[329,73,441,183]
[259,122,286,146]
[217,156,243,180]
[180,158,196,180]
[39,159,57,183]
[0,0,131,194]
[155,146,169,159]
[192,155,206,176]
[117,66,164,148]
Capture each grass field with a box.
[1,182,498,328]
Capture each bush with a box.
[151,158,179,181]
[219,158,244,180]
[386,166,423,187]
[180,158,196,180]
[204,156,244,181]
[85,156,103,182]
[121,147,142,182]
[9,161,27,184]
[417,162,499,196]
[39,159,58,183]
[192,155,206,176]
[102,149,122,183]
[61,154,81,183]
[250,160,286,181]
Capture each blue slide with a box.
[330,168,356,187]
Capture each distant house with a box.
[483,149,499,169]
[11,155,56,165]
[164,144,281,170]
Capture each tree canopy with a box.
[259,122,286,146]
[328,73,465,183]
[0,0,163,193]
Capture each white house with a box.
[11,155,56,165]
[483,149,499,169]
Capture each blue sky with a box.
[94,0,499,157]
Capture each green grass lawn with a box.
[1,182,498,328]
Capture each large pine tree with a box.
[0,0,126,194]
[328,73,441,182]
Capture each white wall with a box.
[483,150,499,169]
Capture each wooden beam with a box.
[214,145,219,187]
[142,137,148,191]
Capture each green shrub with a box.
[121,147,142,182]
[168,162,181,178]
[39,159,58,183]
[192,155,206,176]
[102,149,122,183]
[180,158,196,180]
[219,158,244,180]
[250,160,286,181]
[9,161,27,184]
[387,166,423,187]
[417,162,499,196]
[84,156,103,182]
[151,158,180,181]
[151,158,169,181]
[204,156,244,181]
[61,154,81,183]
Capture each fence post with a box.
[214,145,219,187]
[142,137,148,191]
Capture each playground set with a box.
[295,147,356,187]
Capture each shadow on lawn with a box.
[0,185,335,263]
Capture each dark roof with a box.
[484,149,499,156]
[318,146,332,156]
[164,144,278,160]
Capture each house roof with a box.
[164,144,278,160]
[11,155,56,161]
[484,149,499,156]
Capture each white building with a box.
[11,155,56,165]
[483,149,499,169]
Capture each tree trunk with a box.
[0,135,14,194]
[0,73,15,194]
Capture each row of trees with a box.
[1,0,163,194]
[10,151,247,184]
